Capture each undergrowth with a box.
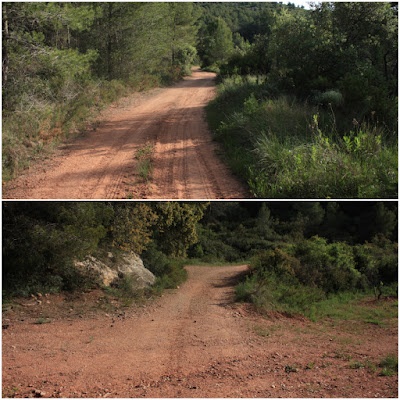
[206,75,398,198]
[2,72,179,182]
[235,236,398,322]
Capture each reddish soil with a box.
[2,265,398,398]
[3,69,248,199]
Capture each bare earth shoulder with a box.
[3,69,248,199]
[2,265,398,398]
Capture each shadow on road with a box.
[212,267,250,289]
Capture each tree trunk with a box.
[2,3,9,86]
[107,3,113,80]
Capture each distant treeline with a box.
[3,201,398,300]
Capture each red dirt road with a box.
[3,69,247,199]
[2,265,398,398]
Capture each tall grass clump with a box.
[206,75,398,198]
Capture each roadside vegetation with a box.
[187,202,397,323]
[2,2,199,180]
[2,202,207,299]
[201,2,398,198]
[2,201,398,328]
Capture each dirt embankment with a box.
[3,69,248,199]
[2,265,398,398]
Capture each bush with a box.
[314,90,344,107]
[206,76,398,198]
[141,242,172,277]
[153,260,187,290]
[353,238,398,297]
[236,234,397,318]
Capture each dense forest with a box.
[3,201,398,319]
[3,2,397,198]
[202,2,398,198]
[2,2,199,179]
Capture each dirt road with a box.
[3,69,247,199]
[2,265,398,398]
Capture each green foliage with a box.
[234,229,398,319]
[197,17,234,67]
[2,202,206,297]
[175,45,198,75]
[207,76,398,198]
[153,203,208,258]
[135,144,154,183]
[113,277,144,302]
[314,90,344,107]
[152,260,188,291]
[3,2,200,179]
[2,202,110,296]
[107,203,157,254]
[353,235,398,296]
[203,2,397,198]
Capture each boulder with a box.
[75,252,155,288]
[75,256,117,286]
[115,252,156,287]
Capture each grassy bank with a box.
[206,75,398,198]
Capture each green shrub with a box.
[314,90,344,107]
[206,75,398,199]
[235,275,257,302]
[153,260,187,290]
[141,243,171,277]
[236,234,397,319]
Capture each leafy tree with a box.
[167,3,199,66]
[2,2,96,109]
[2,202,109,295]
[108,203,157,254]
[198,17,234,66]
[256,203,274,237]
[153,202,208,257]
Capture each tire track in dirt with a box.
[2,265,398,398]
[2,265,250,397]
[3,69,248,199]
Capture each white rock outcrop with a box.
[116,252,156,287]
[75,252,155,288]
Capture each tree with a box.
[167,3,199,66]
[373,202,397,239]
[153,202,208,257]
[2,202,109,295]
[2,2,96,108]
[198,17,234,66]
[108,203,157,254]
[257,203,274,237]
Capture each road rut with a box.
[2,265,398,398]
[3,70,247,199]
